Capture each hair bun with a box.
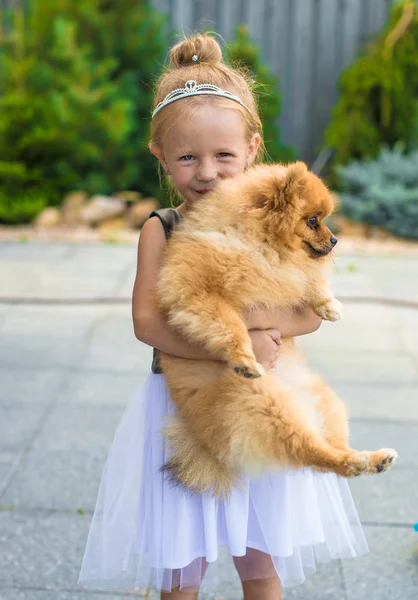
[169,34,223,68]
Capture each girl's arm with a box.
[243,306,322,337]
[133,218,219,360]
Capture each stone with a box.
[80,195,125,227]
[96,216,126,231]
[33,207,61,228]
[114,190,142,204]
[60,191,87,226]
[343,526,418,600]
[126,198,159,229]
[332,214,368,238]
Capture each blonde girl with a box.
[79,34,368,600]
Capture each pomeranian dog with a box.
[156,161,397,498]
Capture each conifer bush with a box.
[325,1,418,167]
[226,25,296,163]
[337,145,418,239]
[0,0,165,223]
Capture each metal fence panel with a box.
[152,0,397,163]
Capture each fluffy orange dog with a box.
[156,162,397,498]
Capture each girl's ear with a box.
[149,143,170,174]
[246,133,261,168]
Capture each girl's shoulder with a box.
[149,208,182,240]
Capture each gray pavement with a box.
[0,241,418,599]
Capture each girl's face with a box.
[151,104,261,208]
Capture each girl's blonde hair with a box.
[150,33,264,158]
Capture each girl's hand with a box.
[248,328,281,371]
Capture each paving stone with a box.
[349,468,417,525]
[301,348,418,385]
[0,242,73,262]
[0,509,139,593]
[80,308,152,375]
[0,304,110,370]
[0,405,49,469]
[0,509,89,589]
[0,589,148,599]
[58,370,142,409]
[0,367,66,409]
[2,404,124,511]
[282,561,345,599]
[349,420,418,469]
[0,304,108,338]
[329,383,418,423]
[0,333,87,370]
[1,244,418,600]
[343,525,418,600]
[300,318,405,353]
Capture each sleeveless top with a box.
[149,208,182,374]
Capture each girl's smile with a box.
[150,103,260,208]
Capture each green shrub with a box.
[337,145,418,239]
[226,25,297,163]
[325,1,418,168]
[0,0,166,223]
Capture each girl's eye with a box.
[218,152,231,158]
[180,155,194,161]
[308,216,318,228]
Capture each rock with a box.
[366,225,393,240]
[34,207,62,228]
[97,217,126,231]
[333,215,368,237]
[80,195,125,227]
[61,191,88,226]
[114,190,142,204]
[127,198,159,229]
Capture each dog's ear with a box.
[256,162,308,243]
[252,162,308,212]
[272,161,308,212]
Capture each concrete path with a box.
[0,241,417,599]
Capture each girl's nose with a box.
[196,160,217,182]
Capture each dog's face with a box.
[293,171,337,258]
[249,162,337,258]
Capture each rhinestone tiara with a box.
[151,79,251,119]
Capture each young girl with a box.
[78,34,368,599]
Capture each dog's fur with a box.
[156,162,397,498]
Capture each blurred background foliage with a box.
[0,0,298,221]
[337,145,418,239]
[326,1,418,167]
[0,0,417,239]
[0,0,166,223]
[325,0,418,238]
[226,24,296,164]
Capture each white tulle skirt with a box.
[78,373,368,594]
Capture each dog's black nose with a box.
[330,237,338,246]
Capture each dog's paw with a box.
[316,298,343,322]
[363,448,398,474]
[233,360,265,379]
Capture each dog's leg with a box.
[306,274,343,322]
[311,376,350,451]
[168,295,264,378]
[224,374,397,478]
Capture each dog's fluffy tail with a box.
[161,417,238,499]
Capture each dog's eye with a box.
[308,217,318,228]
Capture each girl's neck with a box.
[176,202,191,215]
